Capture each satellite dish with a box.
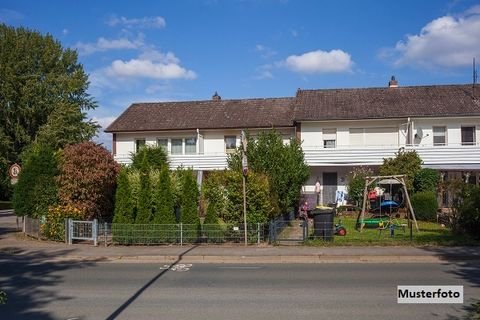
[415,127,423,139]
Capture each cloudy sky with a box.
[1,0,480,149]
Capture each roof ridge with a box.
[297,83,471,93]
[131,96,294,105]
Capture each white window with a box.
[157,138,168,151]
[185,137,197,154]
[461,126,476,145]
[135,139,146,153]
[225,136,237,152]
[323,129,336,148]
[171,138,183,155]
[433,126,446,146]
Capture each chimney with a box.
[212,91,221,101]
[388,76,398,88]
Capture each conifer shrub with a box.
[179,168,200,242]
[152,166,176,242]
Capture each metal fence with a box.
[108,223,265,246]
[67,219,98,246]
[23,216,42,239]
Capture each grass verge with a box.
[304,216,480,246]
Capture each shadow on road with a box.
[105,244,199,320]
[420,247,480,319]
[0,247,103,319]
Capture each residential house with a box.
[105,79,480,207]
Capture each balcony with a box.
[302,144,480,168]
[114,144,480,171]
[114,153,228,171]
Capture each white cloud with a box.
[107,58,196,80]
[75,35,144,55]
[107,15,166,29]
[284,49,353,73]
[62,28,69,35]
[388,6,480,68]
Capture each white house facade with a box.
[106,80,480,208]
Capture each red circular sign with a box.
[8,164,21,178]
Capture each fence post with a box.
[65,218,68,244]
[93,219,98,246]
[23,216,26,233]
[68,218,73,245]
[257,223,260,244]
[180,223,183,246]
[104,222,107,247]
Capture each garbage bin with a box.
[312,207,335,241]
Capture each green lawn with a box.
[304,216,479,246]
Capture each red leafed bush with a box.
[57,142,120,221]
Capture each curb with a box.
[37,254,480,264]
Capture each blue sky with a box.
[1,0,480,148]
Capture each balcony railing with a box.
[114,143,480,170]
[302,144,480,167]
[114,153,228,170]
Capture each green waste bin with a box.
[312,207,335,241]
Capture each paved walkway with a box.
[1,210,479,264]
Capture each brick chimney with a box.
[388,76,398,88]
[212,91,221,101]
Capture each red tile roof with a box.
[105,98,295,132]
[294,84,480,121]
[105,84,480,133]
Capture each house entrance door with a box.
[322,172,337,205]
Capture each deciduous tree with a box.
[57,142,119,220]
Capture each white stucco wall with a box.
[412,117,480,146]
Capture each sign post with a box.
[241,130,248,246]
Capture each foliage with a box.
[411,191,438,221]
[131,146,168,171]
[347,167,374,207]
[135,154,153,224]
[42,204,83,241]
[0,290,6,304]
[113,168,135,224]
[0,24,98,171]
[57,142,120,221]
[440,178,468,233]
[202,170,279,224]
[414,168,439,193]
[459,186,480,239]
[0,128,12,200]
[153,166,176,224]
[177,168,200,241]
[379,149,422,192]
[203,201,220,224]
[179,168,200,224]
[228,131,309,213]
[12,144,58,217]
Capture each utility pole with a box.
[241,130,248,246]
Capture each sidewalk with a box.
[1,211,479,264]
[2,232,480,264]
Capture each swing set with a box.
[355,175,419,235]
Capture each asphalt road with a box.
[1,259,479,320]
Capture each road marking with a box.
[159,263,193,272]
